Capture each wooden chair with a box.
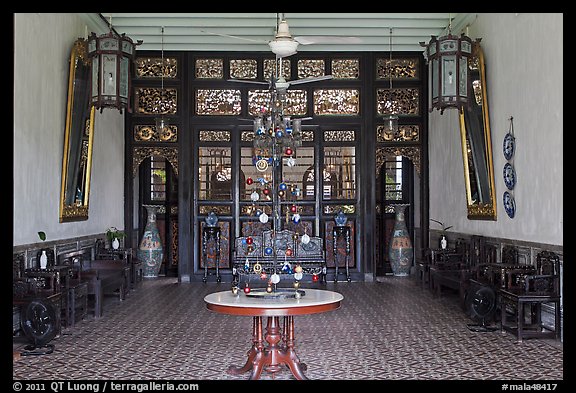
[429,238,471,309]
[499,250,561,342]
[58,251,89,328]
[414,248,432,289]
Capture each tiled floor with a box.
[12,276,563,380]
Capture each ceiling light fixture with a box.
[155,26,170,133]
[420,14,474,114]
[268,14,299,58]
[382,27,399,135]
[88,15,141,113]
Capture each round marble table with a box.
[204,288,343,380]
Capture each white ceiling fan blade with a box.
[200,30,269,44]
[289,75,334,86]
[227,79,269,86]
[294,36,363,45]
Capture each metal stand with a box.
[202,226,221,283]
[333,225,351,282]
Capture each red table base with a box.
[227,315,308,380]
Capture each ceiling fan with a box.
[201,13,362,58]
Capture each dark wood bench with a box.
[429,238,474,310]
[81,259,130,318]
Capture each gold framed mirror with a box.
[459,41,497,220]
[59,38,95,222]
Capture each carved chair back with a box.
[501,244,519,265]
[527,250,560,294]
[469,235,486,268]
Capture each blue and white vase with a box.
[138,205,164,278]
[205,211,219,227]
[388,204,413,277]
[334,210,348,226]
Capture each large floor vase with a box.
[138,205,164,278]
[388,204,413,277]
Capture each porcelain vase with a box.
[112,238,120,250]
[137,205,164,278]
[439,235,448,250]
[388,204,413,277]
[39,250,48,269]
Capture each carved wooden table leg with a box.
[230,315,309,380]
[282,315,308,378]
[228,316,264,375]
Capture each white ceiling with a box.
[83,13,476,53]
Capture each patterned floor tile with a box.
[13,277,563,380]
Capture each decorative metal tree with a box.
[235,58,322,293]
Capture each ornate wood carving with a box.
[132,147,178,177]
[376,146,421,176]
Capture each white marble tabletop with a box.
[204,288,343,316]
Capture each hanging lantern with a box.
[87,29,141,113]
[421,31,474,114]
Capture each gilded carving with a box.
[135,57,178,78]
[200,205,231,215]
[199,130,231,142]
[376,88,419,115]
[195,58,224,79]
[332,59,360,79]
[73,38,89,65]
[134,125,178,142]
[376,146,421,176]
[230,59,257,79]
[60,205,89,220]
[377,125,420,142]
[196,89,241,115]
[468,203,497,220]
[298,59,325,79]
[301,130,315,142]
[324,130,355,142]
[323,205,355,214]
[249,90,307,116]
[314,89,360,115]
[376,58,420,80]
[135,88,177,115]
[171,219,178,266]
[241,131,254,142]
[132,147,178,177]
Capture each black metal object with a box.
[19,298,57,356]
[466,283,497,332]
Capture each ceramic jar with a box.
[388,204,413,277]
[137,205,164,278]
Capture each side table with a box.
[333,225,351,282]
[202,226,221,283]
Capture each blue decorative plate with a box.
[503,191,516,218]
[503,132,515,160]
[503,162,516,190]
